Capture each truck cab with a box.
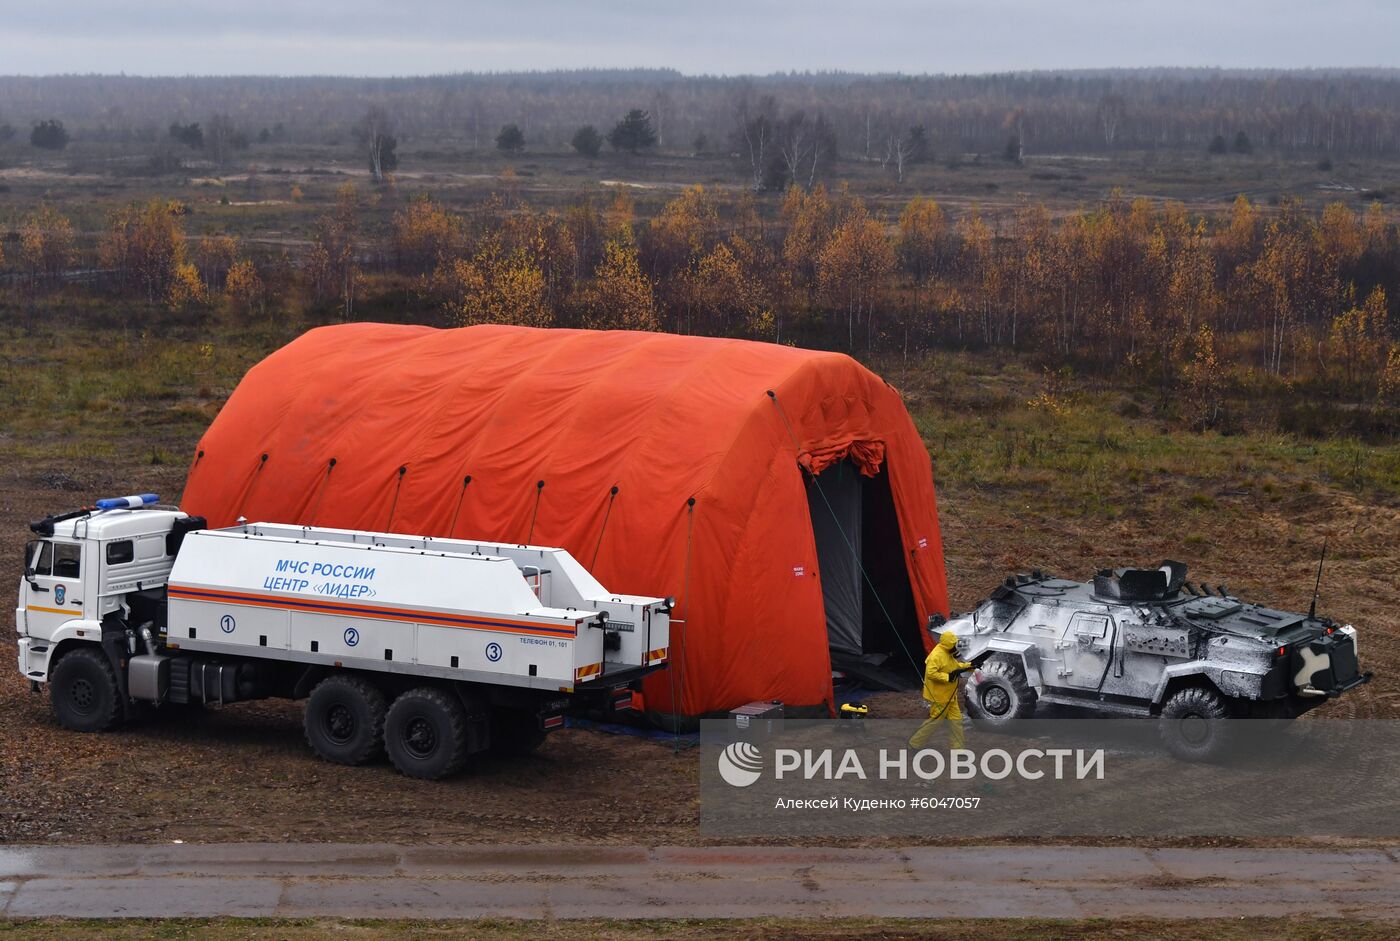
[18,498,193,691]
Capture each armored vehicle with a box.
[940,561,1370,760]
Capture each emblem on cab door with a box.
[55,585,65,605]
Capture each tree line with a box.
[4,185,1397,427]
[7,68,1400,159]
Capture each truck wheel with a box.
[50,647,123,733]
[1158,686,1233,762]
[491,707,548,756]
[304,675,387,766]
[967,654,1037,729]
[385,687,470,780]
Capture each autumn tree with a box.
[1380,346,1400,405]
[955,209,999,344]
[563,196,606,282]
[686,240,772,338]
[780,184,834,294]
[647,185,720,285]
[1330,285,1390,390]
[194,234,239,291]
[18,204,75,292]
[1248,199,1321,374]
[604,186,636,238]
[224,258,265,319]
[308,183,361,318]
[166,258,207,310]
[101,200,193,303]
[818,203,896,349]
[1179,324,1223,429]
[437,238,552,328]
[584,236,658,331]
[392,197,462,274]
[898,196,946,297]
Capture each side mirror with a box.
[22,540,38,583]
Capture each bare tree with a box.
[777,111,816,188]
[205,113,241,168]
[652,89,673,148]
[883,125,927,184]
[356,107,398,184]
[777,111,838,190]
[732,85,778,192]
[1097,94,1126,149]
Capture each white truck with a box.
[16,494,671,779]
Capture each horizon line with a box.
[3,65,1400,82]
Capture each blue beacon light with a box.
[95,494,160,510]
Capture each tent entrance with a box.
[806,459,923,691]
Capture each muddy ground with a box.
[0,439,1396,846]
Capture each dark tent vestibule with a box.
[807,459,925,691]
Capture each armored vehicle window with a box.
[52,542,81,579]
[106,540,135,565]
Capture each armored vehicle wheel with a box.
[50,647,123,733]
[1158,686,1233,762]
[385,687,470,780]
[304,674,387,766]
[967,655,1037,729]
[490,707,547,756]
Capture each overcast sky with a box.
[2,1,1397,76]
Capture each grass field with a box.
[4,137,1397,244]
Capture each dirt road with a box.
[1,844,1396,919]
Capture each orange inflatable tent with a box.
[181,324,948,718]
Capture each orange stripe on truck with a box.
[168,584,578,639]
[574,662,603,682]
[646,647,668,663]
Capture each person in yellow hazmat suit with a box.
[909,629,972,750]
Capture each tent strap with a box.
[591,485,620,568]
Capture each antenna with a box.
[1308,536,1328,620]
